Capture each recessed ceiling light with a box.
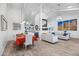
[67,6,73,8]
[21,21,25,24]
[31,11,36,15]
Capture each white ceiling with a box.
[7,3,79,23]
[23,3,40,22]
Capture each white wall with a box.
[7,6,24,41]
[0,3,8,55]
[35,12,48,33]
[35,12,48,38]
[60,11,79,38]
[49,10,79,38]
[0,4,24,55]
[35,12,48,25]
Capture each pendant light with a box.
[57,4,62,20]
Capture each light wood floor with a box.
[2,38,79,56]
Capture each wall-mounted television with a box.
[42,19,47,27]
[42,19,48,30]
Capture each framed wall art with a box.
[58,21,63,30]
[13,23,21,30]
[58,19,77,31]
[70,19,77,31]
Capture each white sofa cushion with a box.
[41,33,58,43]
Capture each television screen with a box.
[42,19,47,27]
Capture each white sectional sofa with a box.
[41,33,58,43]
[58,33,70,40]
